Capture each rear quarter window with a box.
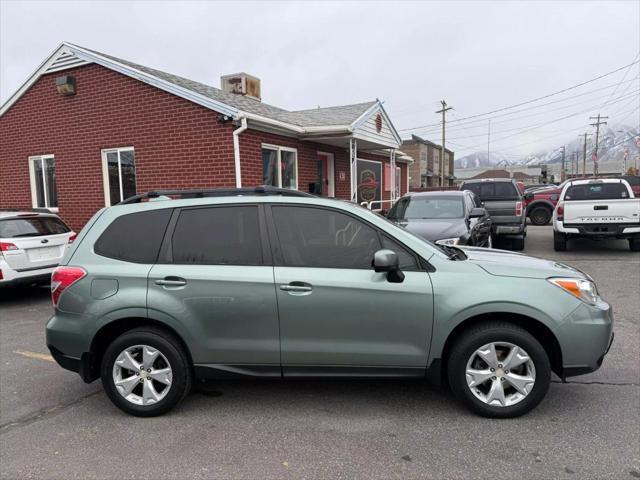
[94,209,171,263]
[565,183,630,201]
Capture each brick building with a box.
[401,135,454,188]
[0,43,411,230]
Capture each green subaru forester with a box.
[46,187,614,418]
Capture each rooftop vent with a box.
[220,73,261,101]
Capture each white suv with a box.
[0,211,75,286]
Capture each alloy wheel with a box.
[112,345,173,406]
[465,342,536,407]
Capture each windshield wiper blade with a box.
[441,245,467,260]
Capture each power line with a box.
[398,59,640,132]
[411,79,639,135]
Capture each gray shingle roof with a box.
[83,47,376,127]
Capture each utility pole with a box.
[436,100,453,187]
[579,133,592,177]
[560,146,566,182]
[487,119,491,166]
[589,114,608,177]
[574,150,579,178]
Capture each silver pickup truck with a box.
[460,178,527,250]
[553,178,640,251]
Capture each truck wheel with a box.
[101,327,192,417]
[630,238,640,252]
[553,231,567,251]
[447,321,551,418]
[529,206,552,226]
[511,235,525,251]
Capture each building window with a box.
[28,155,58,210]
[261,145,297,189]
[102,147,136,206]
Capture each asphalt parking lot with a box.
[1,225,638,479]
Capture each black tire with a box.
[447,321,551,418]
[553,231,567,251]
[101,327,192,417]
[511,235,525,251]
[630,237,640,252]
[529,206,552,226]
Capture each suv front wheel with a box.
[447,322,551,418]
[101,327,192,416]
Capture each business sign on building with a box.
[357,159,382,204]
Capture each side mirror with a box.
[524,192,534,200]
[372,249,405,283]
[469,207,486,218]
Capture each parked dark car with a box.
[459,178,526,250]
[387,191,493,247]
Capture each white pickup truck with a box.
[553,178,640,251]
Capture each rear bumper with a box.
[0,258,55,285]
[556,221,640,238]
[493,223,526,236]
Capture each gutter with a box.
[233,117,248,188]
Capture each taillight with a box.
[51,266,87,307]
[68,232,77,244]
[515,201,523,217]
[0,242,18,252]
[557,202,564,221]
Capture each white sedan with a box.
[0,211,76,286]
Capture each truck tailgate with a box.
[564,199,640,224]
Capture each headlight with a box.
[548,277,599,305]
[435,237,461,246]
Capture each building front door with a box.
[312,153,334,197]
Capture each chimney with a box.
[220,73,261,101]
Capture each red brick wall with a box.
[0,63,237,230]
[0,62,409,230]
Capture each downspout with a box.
[232,117,248,188]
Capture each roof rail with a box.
[117,185,314,205]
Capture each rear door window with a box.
[94,209,171,263]
[0,216,70,238]
[565,183,630,201]
[170,206,263,265]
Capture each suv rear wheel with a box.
[629,237,640,252]
[511,235,525,251]
[447,322,551,418]
[101,327,192,416]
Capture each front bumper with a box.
[559,299,614,378]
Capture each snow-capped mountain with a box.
[454,125,639,169]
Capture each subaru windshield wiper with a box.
[440,245,467,261]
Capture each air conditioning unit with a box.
[220,73,261,101]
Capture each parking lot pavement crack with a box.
[552,380,638,386]
[0,390,101,435]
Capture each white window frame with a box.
[28,154,58,212]
[101,147,136,206]
[261,144,298,190]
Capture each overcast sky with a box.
[1,0,638,158]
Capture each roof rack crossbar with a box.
[117,185,314,205]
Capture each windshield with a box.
[0,216,70,238]
[462,182,520,200]
[565,183,630,201]
[390,197,464,220]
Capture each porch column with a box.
[390,149,396,201]
[349,138,358,203]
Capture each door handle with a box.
[155,277,187,287]
[279,282,313,293]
